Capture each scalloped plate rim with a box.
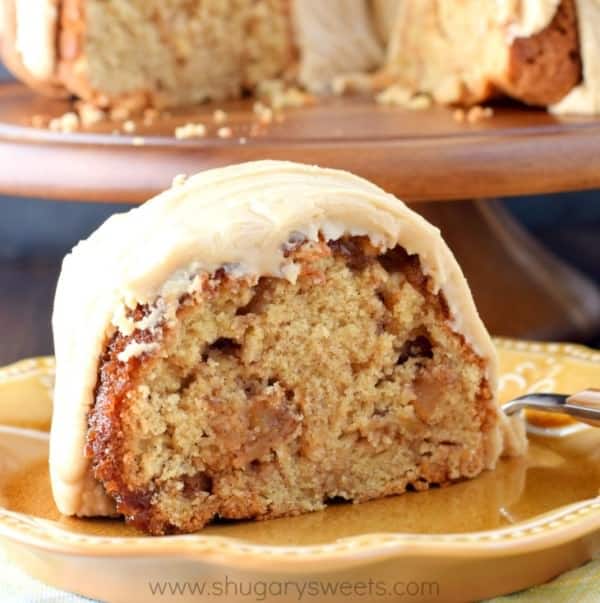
[0,339,598,571]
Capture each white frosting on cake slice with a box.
[14,0,57,79]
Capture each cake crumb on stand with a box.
[257,79,314,110]
[376,85,433,110]
[76,102,106,127]
[174,122,207,139]
[253,101,274,124]
[122,120,137,133]
[217,126,233,139]
[453,106,495,124]
[48,111,80,133]
[212,109,228,124]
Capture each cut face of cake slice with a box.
[50,160,526,534]
[57,0,294,109]
[3,0,385,109]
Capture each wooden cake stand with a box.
[1,82,599,340]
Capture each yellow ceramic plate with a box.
[0,339,599,603]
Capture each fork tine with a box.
[503,391,600,428]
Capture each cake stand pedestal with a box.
[1,82,599,341]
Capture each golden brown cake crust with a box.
[501,0,582,106]
[58,0,154,110]
[58,0,103,105]
[87,238,494,535]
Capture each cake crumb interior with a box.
[80,0,290,106]
[88,236,493,534]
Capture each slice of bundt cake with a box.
[50,161,526,535]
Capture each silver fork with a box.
[503,389,600,428]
